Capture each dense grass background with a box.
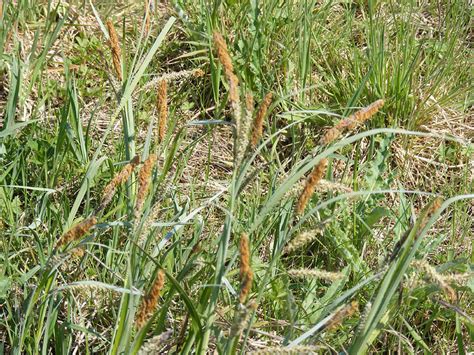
[0,0,473,354]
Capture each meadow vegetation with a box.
[0,0,473,354]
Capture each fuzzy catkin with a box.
[295,158,328,215]
[239,233,253,304]
[135,154,157,220]
[230,301,257,338]
[57,217,97,248]
[106,20,122,81]
[346,99,385,129]
[136,269,165,329]
[251,92,273,147]
[283,230,322,254]
[213,32,243,166]
[325,300,359,331]
[235,94,254,166]
[419,197,443,231]
[213,32,240,106]
[138,329,173,355]
[412,259,456,301]
[97,156,140,213]
[321,99,384,145]
[288,268,343,281]
[157,80,168,142]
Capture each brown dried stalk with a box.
[295,158,328,215]
[144,0,151,36]
[251,92,273,147]
[57,217,97,248]
[136,269,165,329]
[106,20,122,81]
[135,154,157,220]
[97,156,140,213]
[157,80,168,142]
[239,233,253,304]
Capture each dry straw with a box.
[157,80,168,142]
[321,99,385,145]
[288,268,343,281]
[283,229,322,254]
[143,0,151,36]
[57,217,97,248]
[295,158,328,215]
[251,92,273,147]
[106,20,122,81]
[135,154,157,220]
[325,300,359,331]
[239,233,253,304]
[97,156,140,212]
[136,269,165,328]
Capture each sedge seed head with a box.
[239,233,253,304]
[106,20,122,81]
[136,269,165,329]
[251,92,273,147]
[295,158,328,215]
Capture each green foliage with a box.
[0,0,472,354]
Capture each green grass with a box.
[1,0,473,354]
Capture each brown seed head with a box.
[326,300,359,331]
[106,20,122,81]
[136,269,165,329]
[321,99,384,145]
[295,158,328,215]
[213,32,235,78]
[213,32,240,113]
[157,80,168,142]
[57,217,97,248]
[320,127,342,145]
[419,197,444,234]
[135,154,157,220]
[347,99,385,130]
[98,156,140,213]
[251,92,273,147]
[239,233,253,304]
